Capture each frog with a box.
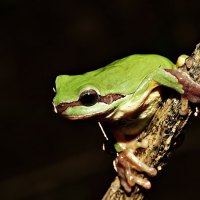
[53,54,200,193]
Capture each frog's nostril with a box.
[55,103,68,114]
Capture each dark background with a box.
[1,0,200,199]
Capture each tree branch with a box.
[102,43,200,200]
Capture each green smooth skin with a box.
[53,54,183,118]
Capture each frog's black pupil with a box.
[79,91,98,106]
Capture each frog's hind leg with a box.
[114,137,157,193]
[116,148,157,192]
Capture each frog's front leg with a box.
[114,133,157,192]
[165,69,200,115]
[165,69,200,104]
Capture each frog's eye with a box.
[79,89,99,106]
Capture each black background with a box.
[1,0,200,199]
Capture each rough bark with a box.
[102,43,200,200]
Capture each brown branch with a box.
[102,43,200,200]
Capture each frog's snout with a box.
[53,102,68,114]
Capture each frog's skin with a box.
[53,54,200,193]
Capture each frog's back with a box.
[55,54,175,103]
[85,54,175,95]
[105,54,174,73]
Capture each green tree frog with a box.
[53,54,200,193]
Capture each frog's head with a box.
[53,75,126,120]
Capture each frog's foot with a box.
[115,148,157,193]
[179,95,189,115]
[176,54,188,67]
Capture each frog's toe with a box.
[122,149,157,176]
[117,162,132,193]
[116,149,156,192]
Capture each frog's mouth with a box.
[53,93,125,120]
